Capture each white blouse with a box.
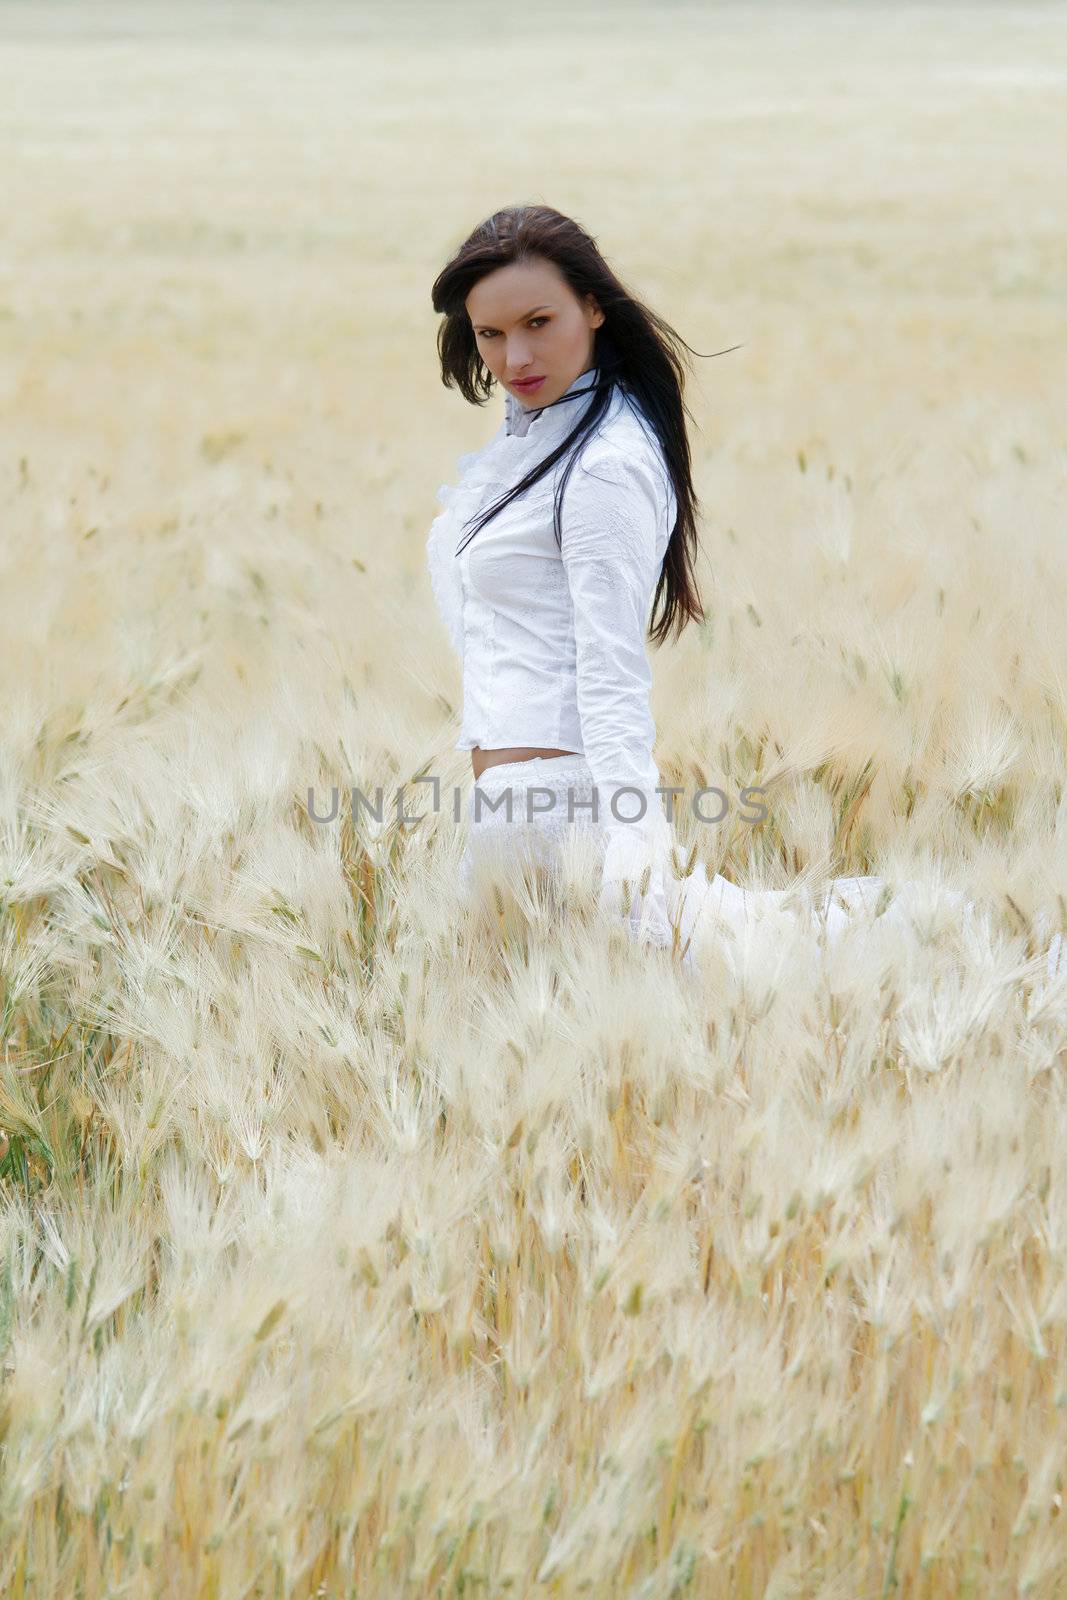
[426,365,680,943]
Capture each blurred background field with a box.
[1,3,1067,1595]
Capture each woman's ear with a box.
[585,294,605,329]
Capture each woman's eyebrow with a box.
[472,304,552,330]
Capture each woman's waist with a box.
[471,746,585,782]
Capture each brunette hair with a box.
[430,203,713,647]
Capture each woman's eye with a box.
[476,317,547,338]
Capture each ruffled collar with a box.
[442,362,608,512]
[426,363,612,642]
[503,364,603,441]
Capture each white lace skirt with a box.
[458,754,605,909]
[456,754,1066,984]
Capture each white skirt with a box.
[457,754,1066,986]
[458,753,606,908]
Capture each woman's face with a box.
[466,256,605,410]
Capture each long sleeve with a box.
[560,449,676,950]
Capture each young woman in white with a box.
[426,204,1063,983]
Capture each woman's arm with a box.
[561,447,676,949]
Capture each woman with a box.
[425,204,1063,982]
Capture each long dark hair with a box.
[431,204,723,647]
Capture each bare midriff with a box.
[471,746,580,782]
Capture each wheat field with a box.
[2,2,1067,1595]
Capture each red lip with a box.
[512,376,546,391]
